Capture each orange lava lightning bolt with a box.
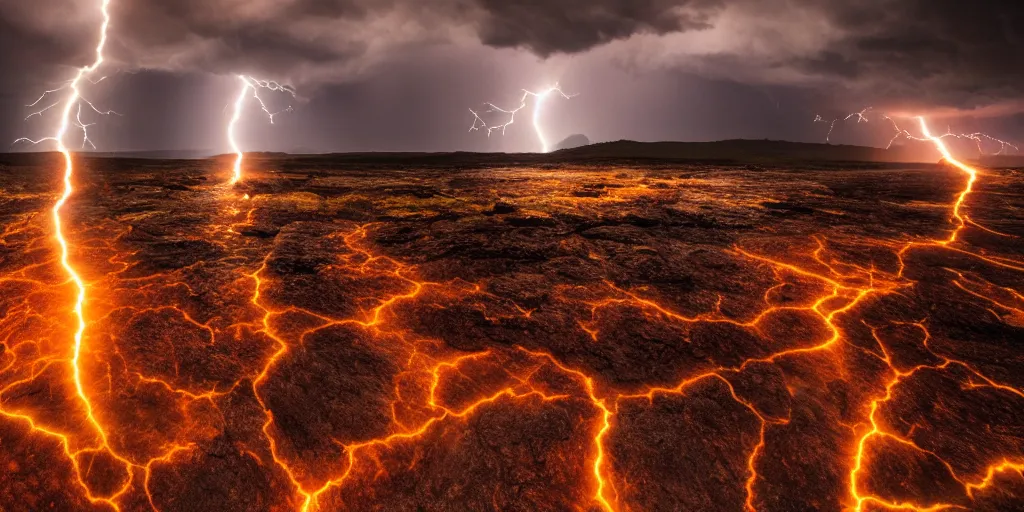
[47,0,111,445]
[469,83,576,153]
[916,116,975,245]
[227,75,296,184]
[5,0,143,507]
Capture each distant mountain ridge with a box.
[555,134,591,151]
[88,149,217,159]
[5,139,997,166]
[551,139,919,164]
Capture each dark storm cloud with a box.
[470,0,722,56]
[4,0,1020,107]
[797,0,1024,112]
[105,0,730,84]
[0,0,730,83]
[0,2,103,84]
[1,0,1022,150]
[110,0,379,80]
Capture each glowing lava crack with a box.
[2,101,1023,511]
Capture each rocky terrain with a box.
[0,152,1022,511]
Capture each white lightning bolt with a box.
[16,70,121,149]
[469,83,576,153]
[16,81,120,149]
[815,108,1018,156]
[814,107,872,144]
[9,0,121,459]
[228,75,296,185]
[887,119,1019,156]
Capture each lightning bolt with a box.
[3,4,1021,503]
[228,75,296,185]
[5,1,138,505]
[915,116,977,245]
[15,74,120,148]
[469,83,576,153]
[35,0,113,443]
[815,108,1019,156]
[884,115,1020,156]
[815,107,872,144]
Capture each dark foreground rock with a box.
[0,152,1022,511]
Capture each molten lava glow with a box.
[53,0,113,472]
[469,83,575,153]
[842,117,1023,512]
[4,25,1024,506]
[227,118,1019,512]
[2,111,1023,509]
[227,75,295,184]
[6,0,143,508]
[916,116,975,246]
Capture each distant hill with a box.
[552,139,919,164]
[4,139,962,168]
[555,134,590,151]
[88,149,217,159]
[979,154,1024,168]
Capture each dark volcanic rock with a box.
[1,155,1022,512]
[485,201,517,215]
[762,201,816,215]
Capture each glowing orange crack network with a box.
[4,26,1024,509]
[231,117,1023,512]
[0,0,205,509]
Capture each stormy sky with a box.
[1,0,1022,154]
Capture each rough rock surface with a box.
[0,153,1022,511]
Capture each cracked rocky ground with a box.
[1,153,1022,511]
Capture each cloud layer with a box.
[1,0,1021,147]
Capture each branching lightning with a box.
[42,0,111,430]
[815,107,872,144]
[882,115,1020,155]
[227,75,296,185]
[815,108,1019,156]
[469,83,576,153]
[16,68,124,151]
[4,0,148,508]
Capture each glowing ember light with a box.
[915,116,976,245]
[4,8,1022,504]
[7,1,148,507]
[39,0,113,441]
[227,75,296,184]
[469,83,576,153]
